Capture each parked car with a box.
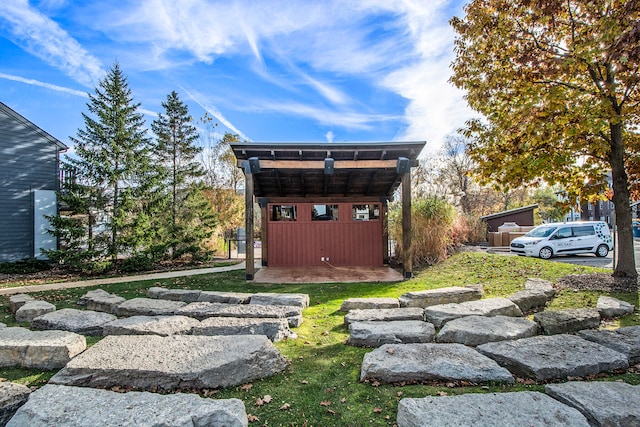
[510,221,612,259]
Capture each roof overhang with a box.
[231,141,425,199]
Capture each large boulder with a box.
[534,308,601,335]
[476,334,629,381]
[437,315,539,346]
[15,301,55,324]
[103,315,200,337]
[77,289,125,314]
[398,286,482,308]
[0,327,85,369]
[8,295,34,314]
[596,296,635,318]
[577,326,640,364]
[198,291,253,304]
[508,289,549,313]
[114,298,186,317]
[340,298,400,311]
[49,335,288,391]
[192,317,294,342]
[344,308,424,326]
[545,381,640,427]
[250,293,309,308]
[0,382,31,426]
[524,278,556,298]
[7,385,248,427]
[424,298,523,328]
[348,320,435,347]
[360,343,514,384]
[31,308,116,336]
[176,302,303,328]
[397,392,589,427]
[146,287,202,303]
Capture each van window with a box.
[573,225,594,237]
[556,227,572,239]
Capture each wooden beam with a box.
[267,196,383,204]
[261,204,268,266]
[366,170,379,196]
[382,201,389,264]
[245,172,255,280]
[254,159,398,169]
[402,172,412,279]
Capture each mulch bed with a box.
[556,273,639,293]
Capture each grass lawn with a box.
[1,252,638,426]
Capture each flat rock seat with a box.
[534,308,601,335]
[397,392,589,427]
[31,308,117,336]
[250,293,310,308]
[198,291,253,304]
[15,301,56,324]
[399,286,482,308]
[340,298,400,311]
[360,343,514,384]
[577,325,640,363]
[348,320,435,347]
[146,287,202,302]
[176,302,303,327]
[476,334,629,381]
[344,308,425,326]
[114,298,187,317]
[8,294,35,314]
[0,382,31,426]
[524,278,556,298]
[7,385,248,427]
[191,317,294,342]
[424,298,523,328]
[0,327,85,369]
[437,315,539,346]
[545,381,640,427]
[77,289,125,313]
[102,315,201,337]
[508,289,549,313]
[49,334,288,391]
[596,296,635,318]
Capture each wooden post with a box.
[382,200,389,264]
[402,172,412,279]
[261,204,268,266]
[245,171,255,280]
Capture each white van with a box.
[510,221,612,259]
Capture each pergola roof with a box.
[231,141,425,199]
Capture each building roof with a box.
[0,102,68,150]
[231,141,425,199]
[480,204,539,220]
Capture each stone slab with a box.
[176,302,302,328]
[15,301,55,324]
[437,315,539,346]
[424,298,523,328]
[0,382,30,427]
[103,315,201,337]
[340,298,400,311]
[9,294,34,314]
[577,326,640,364]
[348,320,435,347]
[534,308,601,335]
[77,289,125,314]
[249,293,310,308]
[192,317,293,342]
[524,278,556,298]
[344,308,424,326]
[597,296,635,318]
[49,334,288,390]
[146,287,202,303]
[360,343,514,384]
[508,289,549,313]
[0,327,86,369]
[545,381,640,427]
[397,392,589,427]
[114,298,187,317]
[476,334,629,381]
[31,308,117,336]
[7,384,248,427]
[198,291,253,304]
[398,286,482,308]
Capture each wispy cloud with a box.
[0,1,104,86]
[182,87,250,141]
[325,131,335,143]
[0,72,88,97]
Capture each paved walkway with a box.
[0,262,250,296]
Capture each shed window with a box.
[312,205,338,221]
[352,204,380,221]
[270,205,297,221]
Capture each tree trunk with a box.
[609,122,637,279]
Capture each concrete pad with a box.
[340,298,400,311]
[250,293,310,308]
[103,315,200,337]
[0,382,30,427]
[424,298,523,328]
[534,308,601,335]
[253,265,403,283]
[15,301,55,324]
[146,287,201,302]
[508,289,549,313]
[0,327,86,369]
[77,289,125,314]
[31,308,116,336]
[524,278,556,298]
[597,296,635,318]
[198,291,253,304]
[49,335,288,391]
[176,302,303,328]
[399,286,482,308]
[577,326,640,364]
[437,315,539,346]
[8,294,34,314]
[348,321,435,347]
[7,384,248,427]
[192,317,293,342]
[360,343,514,384]
[476,334,629,381]
[545,381,640,427]
[344,308,425,326]
[114,298,186,317]
[397,392,589,427]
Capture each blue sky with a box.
[0,0,473,156]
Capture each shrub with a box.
[120,254,154,273]
[0,258,50,274]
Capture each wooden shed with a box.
[231,142,425,280]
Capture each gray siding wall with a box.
[0,109,60,262]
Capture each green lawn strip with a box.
[0,252,638,426]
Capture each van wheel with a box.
[596,244,609,257]
[539,247,553,260]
